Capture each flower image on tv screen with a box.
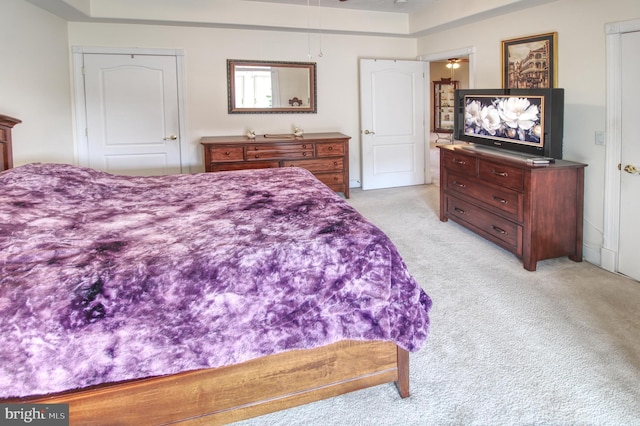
[464,95,544,148]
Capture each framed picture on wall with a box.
[502,32,557,89]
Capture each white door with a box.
[360,59,425,190]
[83,54,182,176]
[618,30,640,281]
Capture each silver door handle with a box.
[363,130,375,135]
[163,135,178,140]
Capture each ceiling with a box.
[25,0,559,38]
[246,0,437,14]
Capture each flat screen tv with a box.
[453,88,564,159]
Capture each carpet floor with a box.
[235,183,640,426]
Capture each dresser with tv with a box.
[438,144,586,271]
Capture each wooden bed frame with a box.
[0,115,412,424]
[8,340,409,425]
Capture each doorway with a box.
[419,47,476,185]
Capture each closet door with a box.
[82,53,182,176]
[618,29,640,281]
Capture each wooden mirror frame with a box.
[227,60,317,114]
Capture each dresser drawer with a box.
[478,160,524,191]
[211,161,279,171]
[316,142,345,157]
[446,172,522,221]
[246,143,314,160]
[445,194,521,252]
[283,158,344,173]
[442,150,477,176]
[315,172,345,186]
[209,146,244,162]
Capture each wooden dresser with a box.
[438,144,587,271]
[201,133,350,198]
[0,114,21,172]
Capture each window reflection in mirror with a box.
[234,66,272,108]
[227,60,317,114]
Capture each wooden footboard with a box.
[8,340,409,425]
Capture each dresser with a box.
[438,144,587,271]
[201,133,350,198]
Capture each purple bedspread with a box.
[0,163,431,398]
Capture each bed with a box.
[0,116,431,425]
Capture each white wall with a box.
[4,0,640,268]
[0,0,74,165]
[417,0,640,265]
[67,23,417,185]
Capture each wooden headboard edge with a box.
[0,114,21,171]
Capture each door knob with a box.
[363,130,375,135]
[163,135,178,141]
[623,164,639,175]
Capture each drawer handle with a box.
[492,225,507,234]
[302,144,307,148]
[453,159,466,165]
[333,161,338,166]
[453,207,466,215]
[492,196,508,204]
[452,180,466,188]
[328,146,334,151]
[492,169,508,177]
[303,152,307,156]
[333,176,338,181]
[254,155,260,159]
[254,146,259,150]
[225,151,231,156]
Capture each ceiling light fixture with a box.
[307,0,312,59]
[317,0,323,57]
[446,58,460,80]
[307,0,325,59]
[446,58,461,69]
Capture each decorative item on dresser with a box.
[0,114,21,172]
[201,132,350,198]
[438,145,587,271]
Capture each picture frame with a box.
[502,32,557,89]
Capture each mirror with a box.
[227,60,317,114]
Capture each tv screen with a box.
[454,88,564,159]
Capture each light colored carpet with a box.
[236,183,640,426]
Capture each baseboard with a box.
[599,247,617,272]
[582,243,601,267]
